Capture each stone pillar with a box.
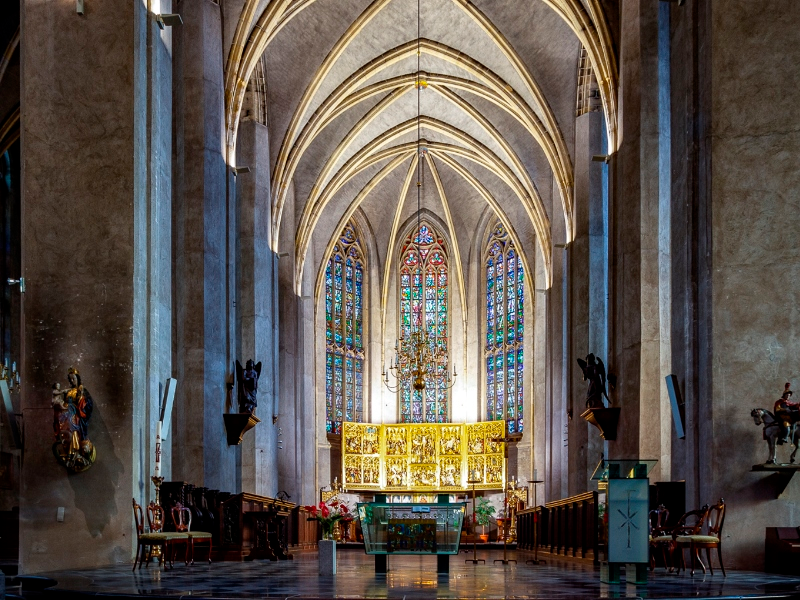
[19,0,172,571]
[297,261,317,506]
[546,177,569,500]
[633,0,664,481]
[609,0,659,461]
[569,111,607,492]
[172,0,236,491]
[235,120,278,496]
[532,250,547,503]
[277,183,300,501]
[703,0,800,567]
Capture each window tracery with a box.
[485,222,524,434]
[399,224,449,423]
[325,221,364,434]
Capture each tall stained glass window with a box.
[399,224,449,423]
[485,222,524,434]
[325,221,365,434]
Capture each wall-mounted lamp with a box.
[277,252,290,259]
[76,0,85,15]
[659,0,685,5]
[592,155,611,164]
[7,278,25,293]
[156,13,183,29]
[232,166,251,175]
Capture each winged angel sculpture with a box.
[235,359,262,414]
[576,353,610,409]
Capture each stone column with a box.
[277,183,300,500]
[172,0,236,491]
[297,261,317,505]
[235,120,277,496]
[569,111,607,492]
[609,0,659,461]
[19,0,172,571]
[702,0,800,567]
[546,177,569,500]
[633,0,664,481]
[532,251,548,502]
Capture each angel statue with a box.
[576,353,610,409]
[235,359,262,414]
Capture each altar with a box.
[341,421,507,492]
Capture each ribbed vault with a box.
[222,0,617,296]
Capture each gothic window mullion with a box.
[325,222,365,434]
[485,223,524,434]
[399,224,449,424]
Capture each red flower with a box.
[321,503,330,518]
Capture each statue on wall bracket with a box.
[52,367,96,472]
[223,359,262,445]
[751,382,800,465]
[577,354,620,441]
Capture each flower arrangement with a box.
[303,500,353,540]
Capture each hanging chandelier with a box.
[382,0,457,395]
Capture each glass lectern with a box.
[358,502,466,573]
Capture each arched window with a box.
[399,224,449,423]
[325,221,364,434]
[485,222,524,434]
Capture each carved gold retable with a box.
[342,421,506,491]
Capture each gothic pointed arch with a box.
[324,219,366,434]
[398,221,450,424]
[484,221,524,435]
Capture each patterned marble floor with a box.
[29,549,800,600]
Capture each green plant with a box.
[474,497,496,527]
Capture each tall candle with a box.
[154,421,162,477]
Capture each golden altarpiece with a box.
[341,421,506,492]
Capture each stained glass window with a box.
[485,222,524,434]
[399,224,450,423]
[326,221,365,434]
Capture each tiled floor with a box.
[31,549,800,599]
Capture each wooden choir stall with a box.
[159,483,318,562]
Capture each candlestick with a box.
[154,421,162,477]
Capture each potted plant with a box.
[303,499,353,541]
[474,497,496,542]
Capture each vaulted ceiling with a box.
[222,0,617,294]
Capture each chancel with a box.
[0,0,799,597]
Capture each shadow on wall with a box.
[67,405,124,538]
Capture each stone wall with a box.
[703,0,800,568]
[19,0,172,571]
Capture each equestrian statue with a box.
[751,382,800,465]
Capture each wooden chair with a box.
[649,505,709,573]
[648,504,669,570]
[171,502,213,565]
[132,499,188,571]
[675,498,726,576]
